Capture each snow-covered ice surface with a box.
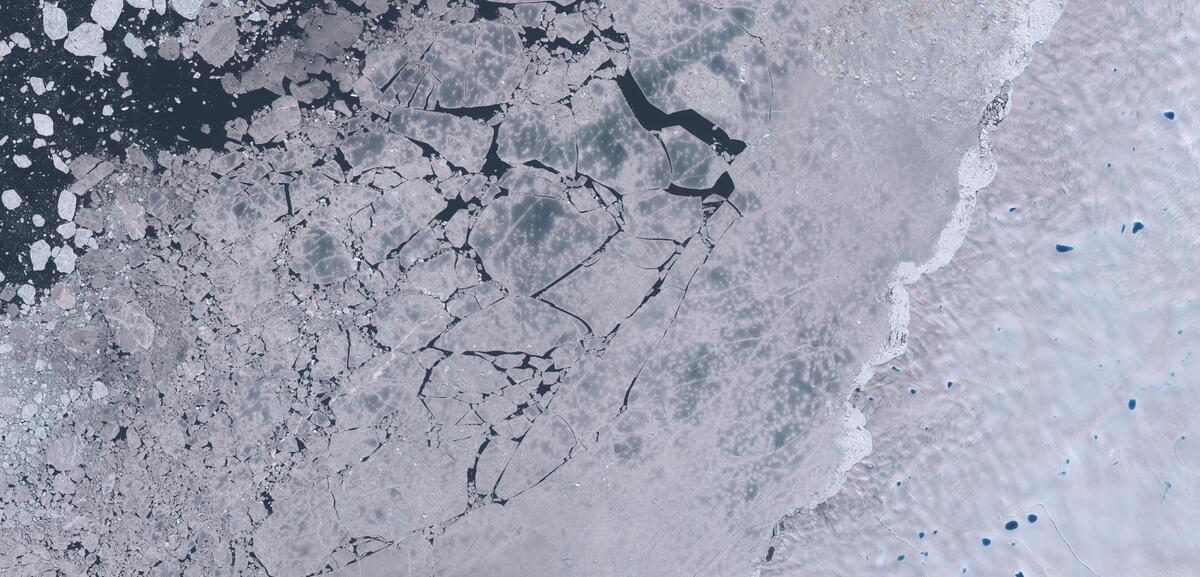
[0,1,1195,576]
[762,2,1200,575]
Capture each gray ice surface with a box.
[0,1,1195,577]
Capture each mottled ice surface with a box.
[764,2,1200,575]
[0,1,1194,576]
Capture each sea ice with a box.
[65,23,106,57]
[32,113,54,136]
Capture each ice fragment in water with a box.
[41,3,68,41]
[65,23,106,57]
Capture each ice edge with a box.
[753,2,1068,571]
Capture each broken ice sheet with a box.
[1,2,1192,577]
[102,298,156,351]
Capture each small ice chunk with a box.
[123,33,146,58]
[33,113,54,136]
[13,155,32,168]
[58,190,76,220]
[91,381,109,400]
[53,245,77,273]
[157,36,179,60]
[1,189,20,210]
[53,286,75,310]
[196,18,237,66]
[30,240,52,271]
[74,227,93,246]
[65,23,106,57]
[91,0,123,30]
[42,2,68,39]
[32,214,45,227]
[11,33,31,49]
[29,77,46,94]
[16,284,35,305]
[170,0,202,19]
[57,221,76,238]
